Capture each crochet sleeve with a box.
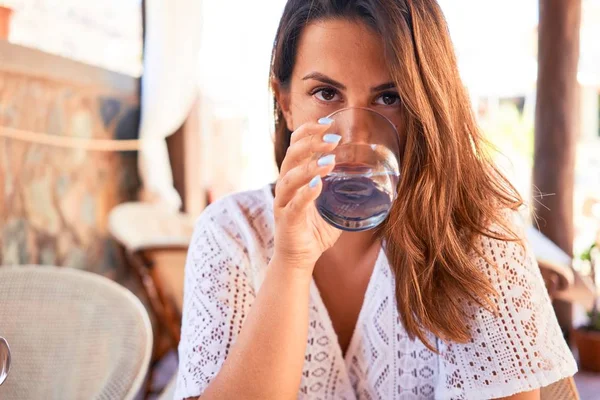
[174,202,256,399]
[437,218,577,400]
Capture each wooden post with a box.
[534,0,582,338]
[533,0,582,256]
[166,95,206,216]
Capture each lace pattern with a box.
[436,228,578,399]
[175,186,577,400]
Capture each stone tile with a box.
[99,97,122,129]
[0,68,140,276]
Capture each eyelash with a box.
[310,87,401,106]
[310,87,340,102]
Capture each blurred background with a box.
[0,0,599,399]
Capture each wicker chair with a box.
[541,376,580,400]
[108,202,194,344]
[0,265,152,400]
[538,259,575,299]
[109,202,194,395]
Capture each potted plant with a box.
[573,242,600,372]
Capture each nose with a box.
[330,108,399,152]
[340,109,372,144]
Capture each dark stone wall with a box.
[0,46,140,278]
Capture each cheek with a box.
[382,110,408,159]
[288,91,330,130]
[289,96,315,130]
[388,111,407,156]
[398,132,408,158]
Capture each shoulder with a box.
[194,185,274,246]
[473,209,538,286]
[198,185,273,226]
[436,209,577,399]
[176,188,273,399]
[188,186,275,278]
[470,210,552,332]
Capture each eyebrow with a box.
[302,72,397,92]
[302,72,347,90]
[371,82,397,92]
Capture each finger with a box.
[275,154,336,208]
[280,131,341,176]
[285,175,323,219]
[289,120,333,145]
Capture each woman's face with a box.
[277,19,404,134]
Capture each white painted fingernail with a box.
[323,134,342,144]
[309,175,321,188]
[318,117,333,125]
[317,154,336,167]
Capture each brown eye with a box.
[314,88,340,102]
[375,92,401,106]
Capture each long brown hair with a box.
[270,0,523,350]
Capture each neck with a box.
[321,229,380,271]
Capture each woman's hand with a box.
[196,120,343,400]
[273,119,343,270]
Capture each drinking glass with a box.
[315,107,401,231]
[0,336,10,385]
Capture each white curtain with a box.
[138,0,202,211]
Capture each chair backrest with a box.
[0,265,152,400]
[541,376,580,400]
[108,202,195,252]
[538,259,574,298]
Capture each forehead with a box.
[292,18,392,84]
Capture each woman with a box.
[175,0,577,399]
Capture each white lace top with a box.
[175,186,577,400]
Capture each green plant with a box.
[580,243,597,263]
[481,103,534,163]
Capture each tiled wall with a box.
[0,43,140,278]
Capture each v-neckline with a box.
[264,183,382,362]
[265,183,383,365]
[309,246,383,366]
[262,184,383,398]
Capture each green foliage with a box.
[587,310,600,332]
[581,243,597,262]
[480,103,534,163]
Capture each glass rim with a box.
[325,106,401,157]
[325,107,399,136]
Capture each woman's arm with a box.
[185,120,341,399]
[199,257,313,400]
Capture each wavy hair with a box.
[270,0,523,350]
